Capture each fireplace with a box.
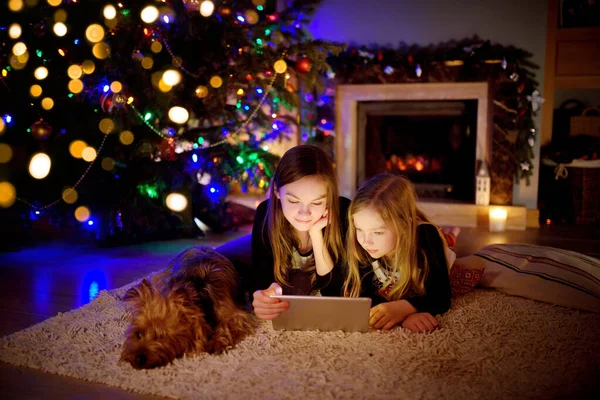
[334,82,510,227]
[335,83,492,197]
[358,100,478,202]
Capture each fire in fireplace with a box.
[358,100,477,202]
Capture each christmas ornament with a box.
[528,137,535,147]
[182,0,200,12]
[384,66,394,75]
[100,92,115,112]
[501,57,507,69]
[30,119,52,140]
[415,64,422,77]
[510,71,519,81]
[526,90,545,112]
[296,57,311,74]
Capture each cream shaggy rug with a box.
[1,276,599,400]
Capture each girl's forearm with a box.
[390,299,418,322]
[309,231,334,276]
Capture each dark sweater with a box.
[250,196,351,296]
[358,224,452,316]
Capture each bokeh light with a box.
[53,22,67,36]
[62,187,78,204]
[168,107,189,124]
[98,118,115,134]
[41,97,54,110]
[67,65,82,79]
[29,153,52,179]
[0,144,13,163]
[92,42,110,59]
[9,24,22,39]
[0,182,17,208]
[110,81,122,93]
[195,85,209,98]
[34,66,48,80]
[30,84,42,97]
[74,206,91,222]
[103,5,117,19]
[69,140,87,158]
[166,193,188,212]
[162,70,181,86]
[119,130,134,145]
[68,79,83,94]
[141,56,154,69]
[85,24,105,43]
[210,75,223,88]
[141,6,159,23]
[12,42,27,56]
[200,1,215,17]
[151,41,162,53]
[81,147,97,162]
[8,0,24,12]
[81,60,95,74]
[101,157,115,171]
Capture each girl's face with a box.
[276,175,328,233]
[353,206,398,260]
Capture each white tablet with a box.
[270,295,372,333]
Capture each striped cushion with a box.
[475,244,600,312]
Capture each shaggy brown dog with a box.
[120,246,254,369]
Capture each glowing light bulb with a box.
[141,6,159,23]
[200,1,215,17]
[168,107,189,124]
[9,24,22,39]
[166,193,188,212]
[162,69,181,86]
[53,22,67,37]
[29,153,52,179]
[12,42,27,56]
[104,5,117,19]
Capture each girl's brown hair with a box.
[265,145,344,287]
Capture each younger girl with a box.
[251,145,350,320]
[344,173,451,333]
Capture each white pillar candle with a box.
[489,208,507,232]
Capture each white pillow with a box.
[457,243,600,312]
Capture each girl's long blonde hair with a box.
[344,173,432,300]
[265,145,344,288]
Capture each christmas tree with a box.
[0,0,344,247]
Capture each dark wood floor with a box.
[0,223,598,399]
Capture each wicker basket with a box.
[543,159,600,225]
[570,107,600,138]
[571,165,600,225]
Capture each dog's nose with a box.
[135,354,147,368]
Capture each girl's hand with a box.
[369,301,409,330]
[252,282,289,320]
[401,312,440,333]
[308,209,329,236]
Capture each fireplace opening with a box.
[358,100,478,202]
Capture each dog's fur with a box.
[120,246,254,369]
